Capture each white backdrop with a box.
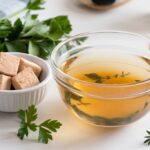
[0,0,150,149]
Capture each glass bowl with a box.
[51,31,150,127]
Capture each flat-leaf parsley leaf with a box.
[17,105,62,144]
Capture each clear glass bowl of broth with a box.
[51,31,150,127]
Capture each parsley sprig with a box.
[144,131,150,146]
[0,0,72,59]
[17,105,62,144]
[27,0,45,10]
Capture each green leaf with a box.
[40,119,62,132]
[48,19,63,41]
[23,13,39,33]
[17,123,28,140]
[5,40,28,53]
[38,40,56,59]
[38,119,62,143]
[28,40,40,56]
[23,23,49,38]
[0,42,6,51]
[17,109,29,140]
[144,130,150,146]
[147,131,150,135]
[144,139,150,143]
[27,0,45,10]
[54,16,72,34]
[18,109,26,122]
[26,105,38,124]
[0,19,12,38]
[8,18,23,40]
[29,40,56,59]
[28,123,37,131]
[17,105,37,140]
[47,16,72,41]
[28,39,56,59]
[38,127,52,144]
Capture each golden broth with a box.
[58,48,150,126]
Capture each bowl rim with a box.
[0,52,51,93]
[51,30,150,88]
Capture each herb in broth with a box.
[120,71,130,77]
[64,90,148,126]
[71,105,140,126]
[144,102,149,109]
[135,80,141,82]
[85,73,103,83]
[65,91,90,106]
[85,72,130,83]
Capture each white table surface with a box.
[1,0,150,149]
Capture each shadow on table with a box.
[0,111,17,140]
[0,111,17,126]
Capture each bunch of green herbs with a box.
[0,0,72,59]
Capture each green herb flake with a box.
[71,105,140,126]
[114,74,119,78]
[144,102,149,109]
[120,71,130,78]
[135,80,141,83]
[85,71,130,83]
[85,73,101,80]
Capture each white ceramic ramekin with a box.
[0,52,51,112]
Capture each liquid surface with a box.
[58,48,150,126]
